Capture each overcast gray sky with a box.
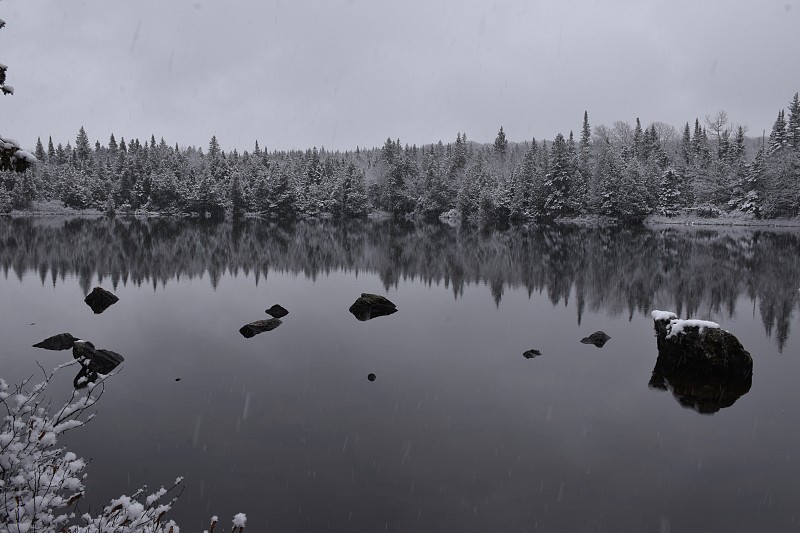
[2,0,799,152]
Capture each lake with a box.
[1,217,799,532]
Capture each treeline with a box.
[1,92,799,221]
[1,217,798,350]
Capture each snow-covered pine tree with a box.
[75,126,91,164]
[789,92,800,150]
[768,109,788,154]
[657,168,682,216]
[493,126,508,156]
[542,133,571,218]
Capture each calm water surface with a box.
[1,218,799,532]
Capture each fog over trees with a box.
[2,92,799,222]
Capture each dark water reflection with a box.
[2,217,799,348]
[2,218,800,532]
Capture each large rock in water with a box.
[33,333,78,350]
[649,310,753,414]
[84,287,119,314]
[349,293,397,321]
[239,318,283,338]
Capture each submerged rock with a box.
[265,304,289,318]
[523,349,542,359]
[649,310,753,414]
[349,293,397,321]
[33,332,78,351]
[239,318,283,338]
[580,331,610,347]
[84,286,119,314]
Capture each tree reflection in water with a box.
[1,217,798,349]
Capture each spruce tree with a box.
[632,118,643,158]
[75,126,91,163]
[768,109,788,154]
[34,138,46,162]
[542,133,571,218]
[494,126,508,155]
[789,92,800,150]
[679,123,692,165]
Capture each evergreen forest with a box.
[2,93,800,223]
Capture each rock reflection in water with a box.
[649,355,753,414]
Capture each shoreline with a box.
[5,201,800,229]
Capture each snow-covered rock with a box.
[650,310,753,413]
[651,310,752,374]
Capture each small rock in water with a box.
[84,286,119,314]
[33,332,78,351]
[265,304,289,318]
[239,318,283,338]
[580,331,610,348]
[523,349,542,359]
[349,293,397,321]
[368,373,376,381]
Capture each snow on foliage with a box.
[1,364,243,532]
[232,513,247,527]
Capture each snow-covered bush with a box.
[1,363,246,532]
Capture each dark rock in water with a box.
[368,373,376,381]
[649,311,753,414]
[349,293,397,321]
[70,340,125,388]
[523,349,542,359]
[33,333,78,351]
[84,286,119,314]
[651,312,752,374]
[72,339,97,360]
[87,348,125,374]
[265,304,289,318]
[580,331,610,347]
[71,340,125,373]
[239,318,283,338]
